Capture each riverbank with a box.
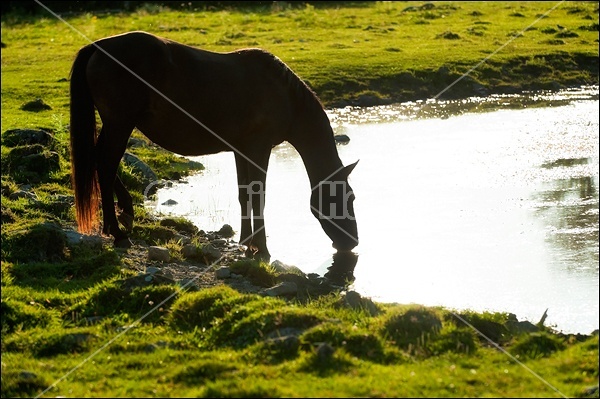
[1,2,599,397]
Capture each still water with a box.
[150,87,599,335]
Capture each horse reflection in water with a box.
[69,31,358,261]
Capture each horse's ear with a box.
[342,160,359,178]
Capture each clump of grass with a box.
[381,305,443,354]
[131,222,178,245]
[510,332,567,359]
[1,297,58,334]
[3,327,98,357]
[0,369,50,398]
[205,302,324,349]
[229,259,278,287]
[428,324,478,355]
[173,359,239,385]
[167,285,244,332]
[300,321,387,362]
[2,221,67,263]
[0,2,598,397]
[159,217,199,235]
[447,310,511,344]
[70,281,179,324]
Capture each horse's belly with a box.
[135,114,238,157]
[137,125,227,156]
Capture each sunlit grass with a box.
[1,2,598,397]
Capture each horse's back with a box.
[83,31,307,155]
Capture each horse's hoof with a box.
[115,237,133,248]
[244,246,270,262]
[253,251,271,262]
[118,212,134,232]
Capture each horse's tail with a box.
[70,44,99,234]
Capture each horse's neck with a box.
[290,122,344,187]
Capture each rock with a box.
[145,266,160,275]
[262,281,298,297]
[316,342,335,361]
[64,230,103,250]
[1,128,54,147]
[18,371,38,380]
[263,335,300,354]
[270,260,305,276]
[218,223,235,238]
[343,291,379,316]
[161,199,178,206]
[506,313,539,333]
[148,246,170,262]
[215,266,231,279]
[158,269,175,280]
[8,190,37,200]
[4,145,60,183]
[20,98,52,112]
[344,290,362,307]
[334,134,350,144]
[122,152,159,193]
[173,233,191,245]
[201,244,222,262]
[127,137,148,148]
[182,244,200,259]
[211,239,227,248]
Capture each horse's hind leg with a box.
[114,176,134,232]
[96,123,134,248]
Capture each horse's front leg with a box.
[235,154,253,249]
[96,126,133,248]
[246,148,271,262]
[248,179,270,261]
[234,149,271,261]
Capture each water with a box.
[149,87,599,335]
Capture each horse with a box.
[69,31,358,261]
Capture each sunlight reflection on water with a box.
[150,86,599,334]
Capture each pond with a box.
[148,86,599,335]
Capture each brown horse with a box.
[70,31,358,260]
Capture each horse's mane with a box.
[236,48,326,114]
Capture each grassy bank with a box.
[1,2,599,398]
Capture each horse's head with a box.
[311,160,359,251]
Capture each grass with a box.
[1,1,599,397]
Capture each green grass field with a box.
[1,2,598,397]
